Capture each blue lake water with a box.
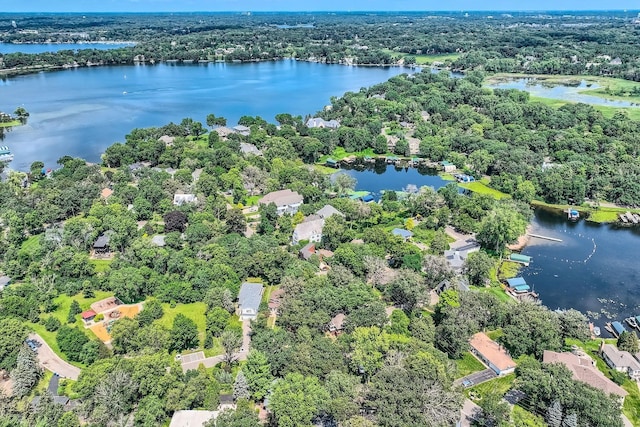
[0,60,412,169]
[340,162,449,196]
[521,208,640,333]
[0,42,135,54]
[487,77,640,109]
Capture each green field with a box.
[455,352,486,378]
[467,373,516,402]
[459,181,510,200]
[90,259,113,273]
[155,302,208,345]
[0,120,21,128]
[531,91,640,121]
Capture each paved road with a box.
[181,320,252,372]
[459,399,481,427]
[29,333,81,380]
[454,368,497,389]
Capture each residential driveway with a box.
[181,321,252,373]
[29,333,81,380]
[459,399,481,427]
[454,368,497,389]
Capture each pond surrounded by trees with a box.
[0,60,412,169]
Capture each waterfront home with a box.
[214,126,235,139]
[306,117,340,129]
[237,283,264,321]
[392,228,413,241]
[173,193,198,206]
[292,217,325,245]
[600,342,640,381]
[258,189,303,215]
[316,204,344,219]
[469,332,516,376]
[444,242,480,273]
[543,350,627,400]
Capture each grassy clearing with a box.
[486,329,504,341]
[588,210,621,223]
[439,173,456,181]
[0,120,21,128]
[20,235,41,256]
[511,405,546,426]
[467,373,516,401]
[531,199,640,224]
[476,285,513,304]
[455,352,486,378]
[622,381,640,426]
[498,261,521,280]
[529,95,640,120]
[459,182,509,200]
[155,302,207,344]
[90,259,112,273]
[313,164,340,175]
[412,53,460,65]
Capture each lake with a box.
[339,161,450,196]
[521,208,640,334]
[0,42,135,54]
[487,77,640,109]
[0,60,412,169]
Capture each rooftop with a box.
[299,242,316,260]
[294,218,325,241]
[506,277,527,288]
[240,142,263,156]
[392,228,413,239]
[259,189,303,207]
[238,283,264,314]
[81,310,97,320]
[601,343,640,371]
[169,410,218,427]
[469,332,516,372]
[101,188,113,199]
[543,350,627,398]
[316,204,344,219]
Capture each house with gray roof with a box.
[173,193,198,206]
[233,125,251,136]
[293,217,325,245]
[444,242,480,273]
[240,142,263,156]
[259,189,303,215]
[306,117,340,129]
[316,205,344,219]
[237,283,264,321]
[392,228,413,241]
[600,342,640,381]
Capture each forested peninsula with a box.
[1,65,639,426]
[3,11,640,81]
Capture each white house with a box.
[173,193,198,206]
[258,189,303,216]
[601,342,640,381]
[306,117,340,129]
[237,283,264,321]
[292,217,325,245]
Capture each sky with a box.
[0,0,639,13]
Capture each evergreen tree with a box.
[67,300,81,323]
[10,345,43,398]
[242,350,274,400]
[617,331,639,353]
[546,400,563,427]
[233,371,250,401]
[561,413,578,427]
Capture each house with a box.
[317,205,344,219]
[306,117,340,129]
[469,332,516,376]
[173,193,198,206]
[292,218,325,245]
[233,125,251,136]
[215,126,236,139]
[151,235,166,247]
[0,276,10,291]
[237,283,264,321]
[444,242,480,273]
[600,342,640,381]
[258,189,303,215]
[299,243,316,260]
[240,142,262,156]
[158,135,175,146]
[100,188,113,199]
[392,228,413,241]
[93,233,112,254]
[169,410,217,427]
[440,161,456,173]
[128,162,146,172]
[328,313,346,334]
[81,310,97,323]
[543,350,627,400]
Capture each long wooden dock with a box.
[527,233,563,242]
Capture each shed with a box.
[440,161,456,173]
[81,310,97,321]
[513,284,531,293]
[237,283,264,321]
[326,158,338,168]
[392,228,414,241]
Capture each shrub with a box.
[44,316,61,332]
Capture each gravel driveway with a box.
[29,333,81,380]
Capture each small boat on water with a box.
[593,326,601,337]
[0,146,14,162]
[625,316,638,330]
[567,209,579,221]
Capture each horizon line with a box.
[1,9,639,14]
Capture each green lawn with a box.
[90,259,113,274]
[467,373,516,401]
[476,286,514,303]
[0,120,21,128]
[529,95,640,121]
[28,291,113,365]
[459,182,510,200]
[412,53,460,65]
[622,381,640,426]
[155,302,208,344]
[20,235,42,257]
[511,405,546,426]
[498,261,521,280]
[486,329,504,342]
[439,173,456,181]
[313,164,340,175]
[455,352,486,378]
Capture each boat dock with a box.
[619,212,640,225]
[527,234,563,242]
[605,321,627,338]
